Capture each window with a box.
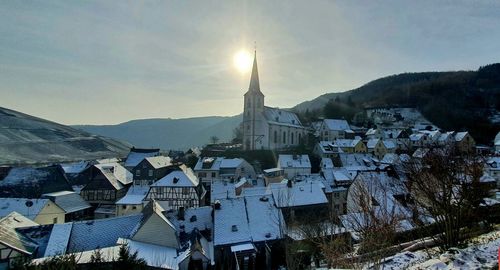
[211,172,216,178]
[135,170,141,176]
[198,172,207,178]
[298,133,302,143]
[334,192,340,198]
[132,206,137,210]
[183,187,190,195]
[53,217,58,224]
[122,205,126,209]
[148,170,153,177]
[283,131,286,144]
[274,130,278,144]
[291,132,294,144]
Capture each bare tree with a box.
[404,145,488,249]
[342,172,406,269]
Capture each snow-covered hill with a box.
[0,107,131,165]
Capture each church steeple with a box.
[248,50,261,93]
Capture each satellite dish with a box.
[25,200,33,208]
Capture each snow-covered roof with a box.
[316,141,341,154]
[409,133,425,141]
[320,157,334,169]
[165,206,213,234]
[115,185,150,205]
[278,155,311,169]
[42,191,91,214]
[144,156,172,169]
[382,140,397,149]
[152,167,199,188]
[264,107,303,128]
[213,195,284,246]
[67,214,143,252]
[338,153,379,172]
[94,162,133,187]
[0,198,50,220]
[124,148,160,168]
[270,181,328,208]
[0,212,38,255]
[455,131,469,142]
[381,153,400,165]
[220,158,244,168]
[44,223,72,257]
[211,181,236,203]
[335,138,362,148]
[194,157,223,171]
[366,139,380,149]
[322,119,351,131]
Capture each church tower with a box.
[243,50,265,150]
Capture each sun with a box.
[233,49,253,74]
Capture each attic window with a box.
[190,215,197,222]
[173,177,179,184]
[232,225,238,232]
[259,196,269,202]
[265,233,271,238]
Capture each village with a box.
[0,53,499,270]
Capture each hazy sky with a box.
[1,1,500,125]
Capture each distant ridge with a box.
[74,114,243,151]
[0,107,131,166]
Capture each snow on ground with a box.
[379,230,500,269]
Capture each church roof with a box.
[263,107,303,128]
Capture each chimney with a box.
[214,200,221,210]
[178,207,185,220]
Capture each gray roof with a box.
[0,198,50,220]
[67,214,143,252]
[42,191,91,214]
[214,195,284,246]
[264,107,303,128]
[323,119,351,131]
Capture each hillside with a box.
[294,63,500,144]
[74,115,243,151]
[0,107,131,165]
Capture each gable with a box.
[132,212,179,248]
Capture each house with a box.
[131,156,174,186]
[210,181,237,203]
[80,163,133,206]
[334,138,367,153]
[213,194,285,270]
[314,141,342,158]
[319,119,353,141]
[0,198,65,225]
[124,147,160,170]
[147,166,206,210]
[194,157,256,186]
[270,180,329,222]
[277,154,311,180]
[341,171,414,236]
[455,131,475,153]
[115,185,151,216]
[336,153,380,177]
[366,138,388,159]
[41,191,92,222]
[263,168,285,186]
[0,212,39,268]
[0,165,73,198]
[242,51,308,150]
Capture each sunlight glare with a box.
[233,49,253,74]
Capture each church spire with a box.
[248,49,260,92]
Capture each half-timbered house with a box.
[80,163,132,206]
[147,165,206,210]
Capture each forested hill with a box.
[294,63,500,144]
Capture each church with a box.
[242,51,308,150]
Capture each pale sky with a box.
[1,0,499,125]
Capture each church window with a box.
[298,133,302,143]
[283,131,286,144]
[274,131,278,144]
[291,132,294,144]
